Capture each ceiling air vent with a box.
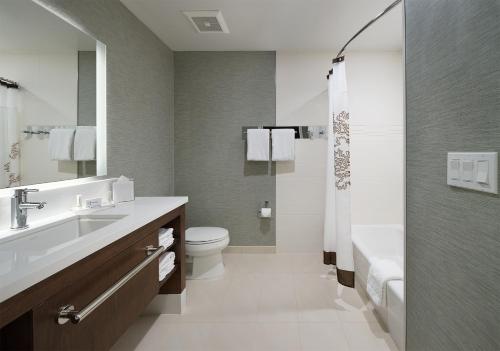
[183,11,229,33]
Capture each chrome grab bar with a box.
[57,245,165,325]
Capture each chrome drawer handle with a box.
[57,246,165,325]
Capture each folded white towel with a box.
[159,227,174,238]
[159,252,175,269]
[159,228,174,248]
[159,252,175,281]
[246,129,270,161]
[159,263,175,281]
[271,129,295,161]
[48,128,75,160]
[366,257,404,306]
[160,236,174,249]
[160,258,175,270]
[74,127,96,161]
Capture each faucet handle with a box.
[12,188,39,199]
[23,188,39,193]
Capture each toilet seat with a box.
[186,227,228,245]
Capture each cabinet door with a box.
[32,232,158,351]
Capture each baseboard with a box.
[142,289,186,315]
[223,246,276,254]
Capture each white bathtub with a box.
[352,224,405,350]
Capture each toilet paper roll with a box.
[260,207,272,218]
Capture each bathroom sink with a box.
[0,214,128,256]
[72,215,127,236]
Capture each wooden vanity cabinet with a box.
[0,205,185,351]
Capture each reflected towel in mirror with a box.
[48,128,75,161]
[74,126,96,161]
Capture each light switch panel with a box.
[449,159,460,180]
[462,161,474,182]
[476,160,489,184]
[447,152,497,194]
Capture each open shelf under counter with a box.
[158,265,178,289]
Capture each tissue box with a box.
[113,179,134,203]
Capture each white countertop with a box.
[0,197,188,303]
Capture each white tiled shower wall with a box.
[276,51,404,253]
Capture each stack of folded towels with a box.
[159,228,174,248]
[159,252,175,281]
[158,228,175,281]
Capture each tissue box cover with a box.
[113,180,134,203]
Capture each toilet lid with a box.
[186,227,228,244]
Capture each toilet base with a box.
[187,253,225,280]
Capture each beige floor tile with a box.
[299,322,350,351]
[342,322,398,351]
[254,323,301,351]
[298,299,340,323]
[290,253,333,274]
[337,308,379,323]
[111,318,204,351]
[197,323,259,351]
[329,285,379,323]
[259,254,296,273]
[329,285,369,311]
[257,274,299,322]
[111,316,160,351]
[113,254,399,351]
[218,274,260,322]
[223,253,269,275]
[294,274,340,322]
[173,277,230,322]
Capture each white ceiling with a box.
[120,0,403,52]
[0,0,96,53]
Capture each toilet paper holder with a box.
[258,201,272,218]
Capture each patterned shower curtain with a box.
[0,85,21,188]
[323,56,355,288]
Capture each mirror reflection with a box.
[0,0,100,189]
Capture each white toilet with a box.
[185,227,229,279]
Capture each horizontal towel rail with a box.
[242,126,327,140]
[56,245,165,325]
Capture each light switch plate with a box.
[447,152,498,194]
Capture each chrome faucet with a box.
[11,189,46,229]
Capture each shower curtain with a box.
[323,57,355,288]
[0,85,21,188]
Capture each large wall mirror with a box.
[0,0,106,189]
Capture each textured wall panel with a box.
[405,0,500,349]
[38,0,174,196]
[174,52,276,246]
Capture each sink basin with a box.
[0,214,128,257]
[75,215,127,236]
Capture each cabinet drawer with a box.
[32,231,159,351]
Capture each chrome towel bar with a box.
[56,245,165,325]
[242,126,327,140]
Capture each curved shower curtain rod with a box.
[328,0,402,77]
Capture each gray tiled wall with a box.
[405,0,500,349]
[174,52,276,246]
[39,0,175,196]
